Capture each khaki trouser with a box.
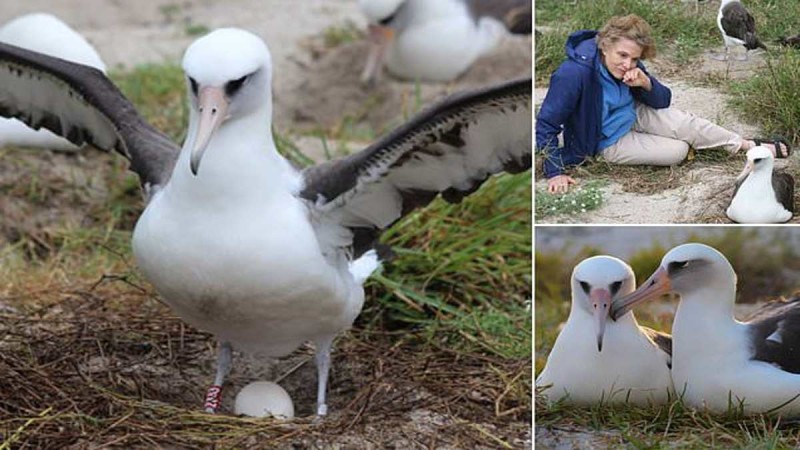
[601,103,743,165]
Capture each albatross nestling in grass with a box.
[536,256,673,406]
[0,28,531,416]
[612,243,800,416]
[726,146,794,224]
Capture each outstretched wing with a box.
[0,41,180,195]
[300,78,531,258]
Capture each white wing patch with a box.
[767,321,784,344]
[0,61,119,150]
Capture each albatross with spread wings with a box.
[0,28,531,416]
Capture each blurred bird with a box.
[359,0,531,83]
[777,34,800,48]
[716,0,767,62]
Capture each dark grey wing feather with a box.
[465,0,532,34]
[0,41,179,193]
[747,296,800,374]
[772,171,795,214]
[641,326,672,368]
[720,2,766,50]
[300,78,531,258]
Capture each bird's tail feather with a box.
[349,250,381,285]
[746,33,767,51]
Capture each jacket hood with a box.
[565,30,598,68]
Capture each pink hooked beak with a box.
[360,24,394,84]
[610,266,672,321]
[590,288,612,352]
[190,86,230,175]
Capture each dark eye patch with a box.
[189,77,198,96]
[225,75,248,97]
[379,12,397,26]
[579,281,590,294]
[610,281,622,296]
[754,158,765,164]
[667,260,690,273]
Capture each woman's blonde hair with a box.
[596,14,656,60]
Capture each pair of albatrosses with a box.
[538,243,800,417]
[0,29,531,416]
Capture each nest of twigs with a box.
[0,281,531,449]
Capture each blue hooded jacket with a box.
[536,30,672,178]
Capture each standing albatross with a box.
[536,256,673,406]
[359,0,531,83]
[716,0,766,62]
[611,243,800,416]
[0,28,531,416]
[726,146,794,224]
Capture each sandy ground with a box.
[533,50,797,224]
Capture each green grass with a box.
[535,228,800,446]
[185,24,210,37]
[110,64,188,143]
[322,20,363,48]
[366,173,532,359]
[730,49,800,143]
[535,180,605,218]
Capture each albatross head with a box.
[571,255,636,352]
[736,146,775,183]
[182,28,272,175]
[611,243,736,320]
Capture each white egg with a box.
[234,381,295,419]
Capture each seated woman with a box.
[536,14,789,194]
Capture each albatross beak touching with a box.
[610,266,671,321]
[190,86,230,175]
[360,24,394,84]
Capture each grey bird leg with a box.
[314,336,335,416]
[204,341,233,413]
[725,46,732,79]
[736,49,749,61]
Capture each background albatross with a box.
[0,28,531,416]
